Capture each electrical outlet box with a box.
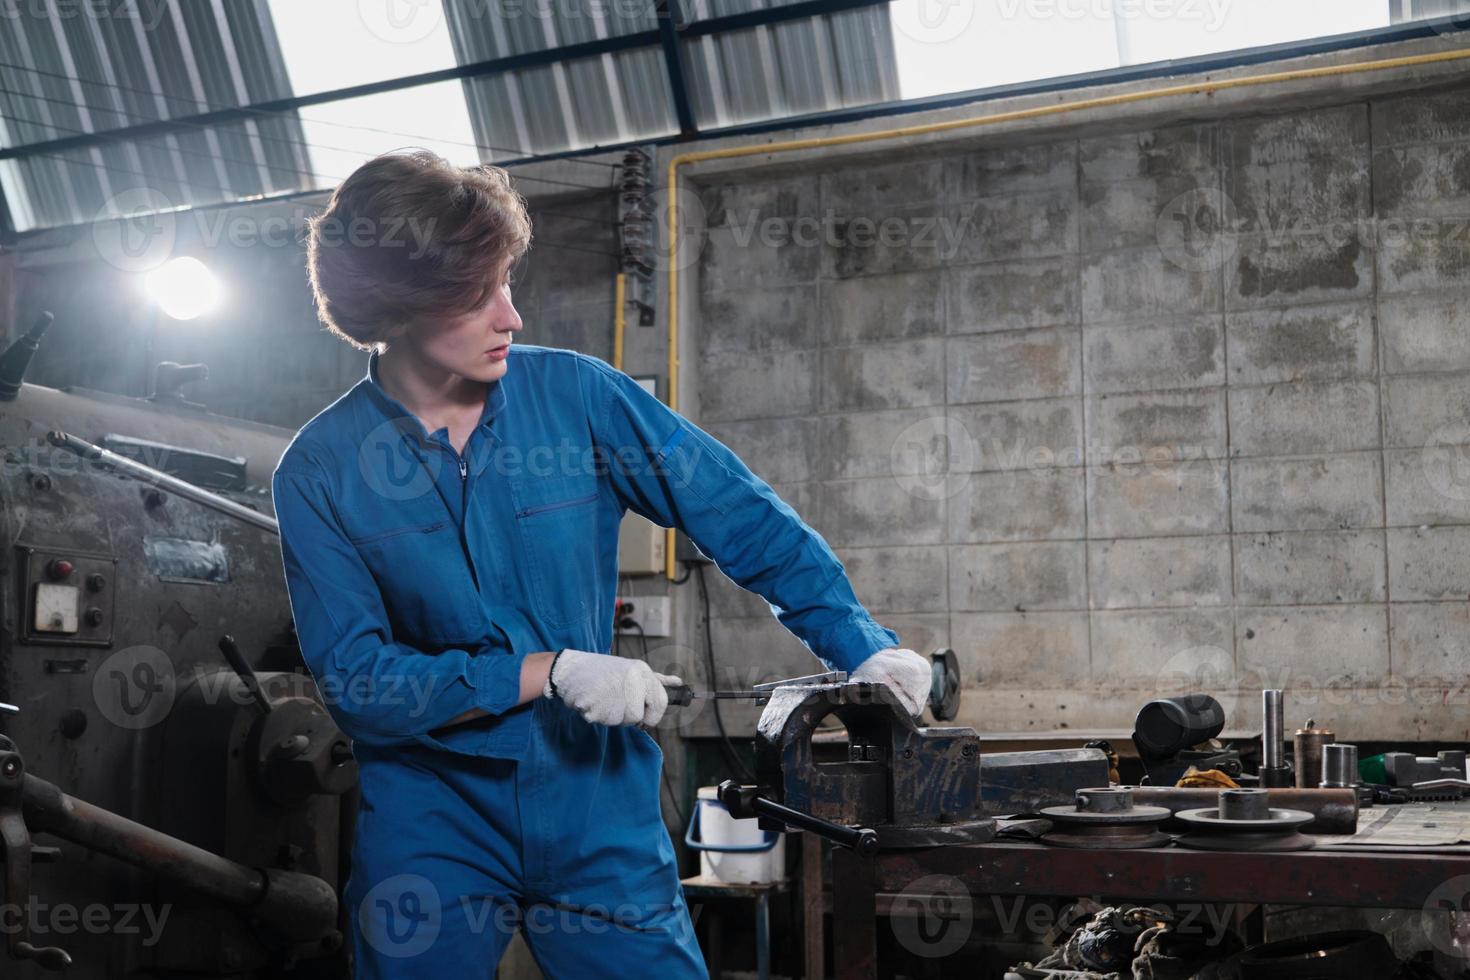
[616,595,672,637]
[618,511,666,575]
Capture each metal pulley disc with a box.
[1039,786,1173,849]
[1041,824,1174,849]
[1041,803,1174,825]
[1174,806,1313,831]
[1174,805,1315,851]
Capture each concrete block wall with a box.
[691,85,1470,741]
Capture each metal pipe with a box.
[1295,723,1335,789]
[1262,690,1284,768]
[46,431,278,535]
[1322,744,1359,788]
[21,774,336,941]
[1259,690,1294,788]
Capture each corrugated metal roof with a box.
[682,5,898,128]
[0,0,313,232]
[0,0,899,230]
[443,0,899,156]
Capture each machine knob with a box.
[85,573,105,592]
[84,608,104,627]
[59,710,87,740]
[45,559,74,580]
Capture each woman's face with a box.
[399,257,523,384]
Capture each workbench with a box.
[828,840,1470,979]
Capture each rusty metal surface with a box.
[21,774,268,908]
[979,748,1111,815]
[0,379,352,978]
[831,841,1470,979]
[755,681,995,848]
[874,842,1470,909]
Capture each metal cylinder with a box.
[1219,788,1271,821]
[1294,725,1335,789]
[1262,690,1284,768]
[1075,787,1133,813]
[1321,743,1359,788]
[1258,689,1294,787]
[1132,696,1225,760]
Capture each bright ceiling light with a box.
[145,257,222,321]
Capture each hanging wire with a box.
[2,106,620,230]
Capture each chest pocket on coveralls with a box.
[508,474,601,630]
[347,519,476,645]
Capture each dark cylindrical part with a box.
[1075,787,1133,813]
[1262,690,1284,768]
[1219,788,1271,821]
[1294,726,1335,789]
[0,311,53,400]
[1124,786,1358,834]
[21,773,338,941]
[1321,744,1359,789]
[1133,696,1225,760]
[1259,765,1295,788]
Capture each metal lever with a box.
[664,671,849,708]
[0,737,71,970]
[218,635,273,715]
[717,780,879,857]
[0,703,17,715]
[663,684,769,707]
[751,671,846,692]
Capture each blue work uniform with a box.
[271,345,899,977]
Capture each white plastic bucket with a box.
[685,785,785,884]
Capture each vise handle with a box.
[717,780,879,857]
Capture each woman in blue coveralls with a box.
[271,150,934,978]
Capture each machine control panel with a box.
[19,547,117,647]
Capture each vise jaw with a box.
[750,680,995,849]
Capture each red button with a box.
[46,559,74,580]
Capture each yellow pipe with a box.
[613,272,626,371]
[660,43,1470,582]
[613,273,674,576]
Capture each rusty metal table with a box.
[830,841,1470,979]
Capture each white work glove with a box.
[851,648,931,717]
[543,649,683,727]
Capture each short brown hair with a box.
[306,150,532,350]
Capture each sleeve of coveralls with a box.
[271,467,530,748]
[583,360,899,673]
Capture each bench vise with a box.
[718,678,995,854]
